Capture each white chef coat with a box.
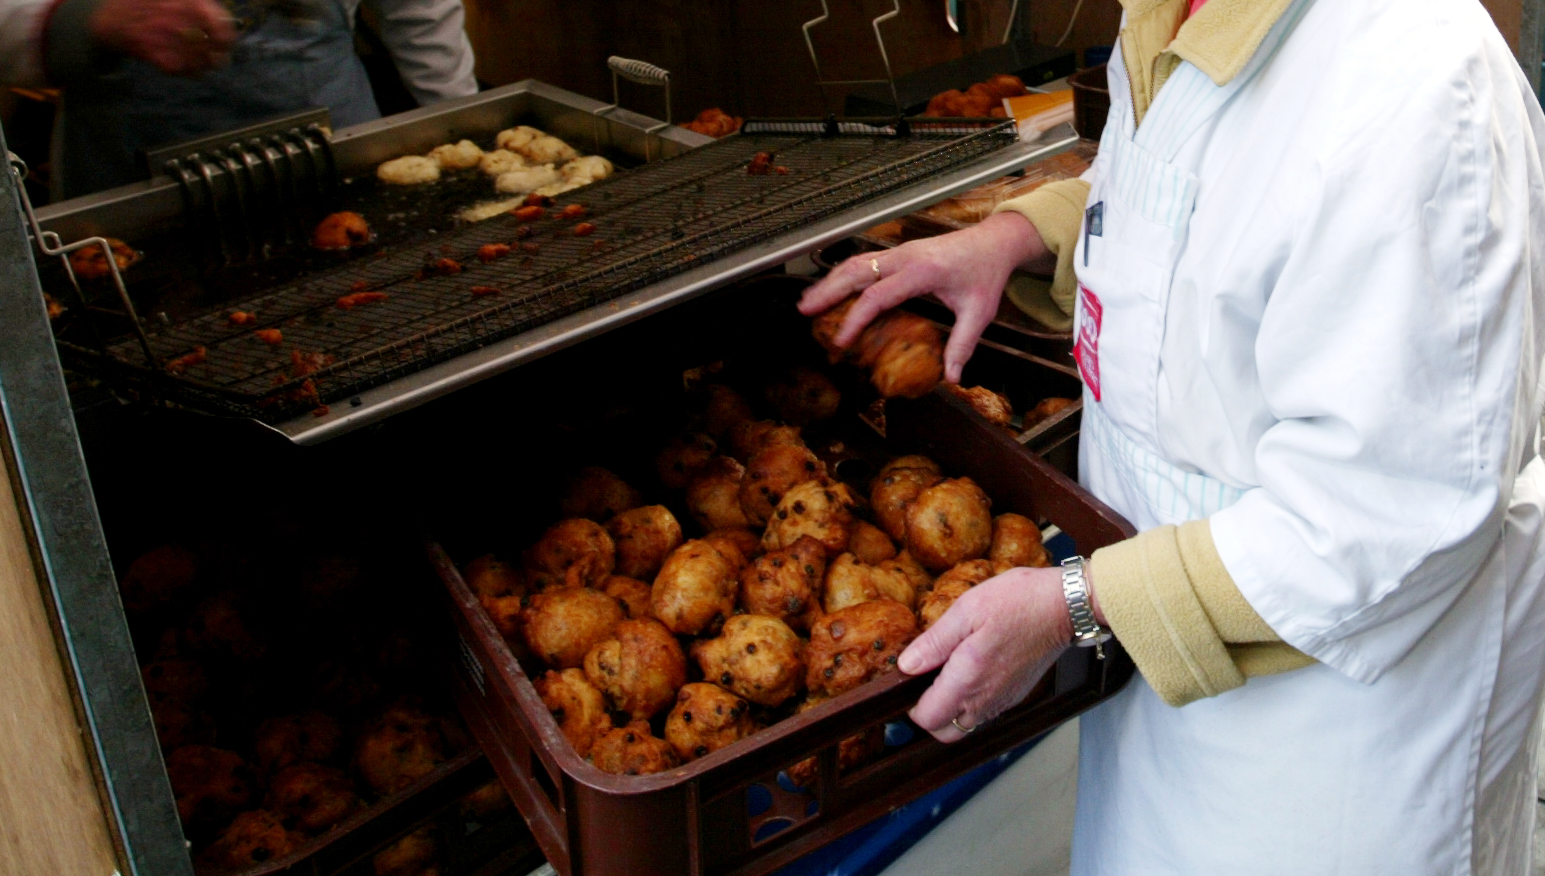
[1063,0,1545,872]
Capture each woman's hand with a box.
[798,211,1049,384]
[898,566,1072,743]
[90,0,237,77]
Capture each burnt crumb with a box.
[874,639,886,650]
[745,643,757,654]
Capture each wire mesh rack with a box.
[70,118,1017,422]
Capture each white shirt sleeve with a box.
[1208,28,1545,684]
[363,0,477,107]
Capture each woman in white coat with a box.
[802,0,1545,872]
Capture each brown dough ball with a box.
[691,614,805,707]
[601,575,654,619]
[840,307,944,399]
[728,420,804,462]
[353,704,448,797]
[185,591,266,664]
[877,550,933,593]
[151,699,217,750]
[373,825,437,876]
[810,298,856,364]
[685,457,753,531]
[806,601,918,697]
[701,384,755,437]
[462,554,524,600]
[761,480,861,555]
[533,668,613,758]
[459,779,512,818]
[141,659,208,707]
[917,560,994,629]
[738,535,826,631]
[1025,397,1077,427]
[943,384,1015,428]
[664,683,756,762]
[521,587,624,669]
[656,432,718,490]
[589,720,680,776]
[739,442,826,526]
[785,695,887,788]
[311,211,371,250]
[904,478,993,571]
[703,527,761,565]
[606,505,684,580]
[848,520,897,565]
[253,711,343,776]
[201,810,306,870]
[68,236,139,281]
[879,455,943,478]
[523,518,615,591]
[765,366,842,425]
[990,513,1050,574]
[651,539,739,636]
[870,465,944,543]
[583,618,687,720]
[265,762,361,833]
[822,552,917,612]
[165,745,256,828]
[479,593,524,639]
[560,466,643,523]
[118,544,197,617]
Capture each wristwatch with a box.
[1061,556,1112,660]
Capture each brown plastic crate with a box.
[427,387,1133,876]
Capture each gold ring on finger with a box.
[951,716,977,734]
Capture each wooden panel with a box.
[0,454,120,876]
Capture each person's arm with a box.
[365,0,476,107]
[34,0,231,86]
[992,177,1091,321]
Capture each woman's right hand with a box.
[798,211,1050,384]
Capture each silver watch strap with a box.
[1061,555,1110,660]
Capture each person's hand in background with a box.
[88,0,235,76]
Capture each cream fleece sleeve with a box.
[1090,519,1314,706]
[992,178,1090,322]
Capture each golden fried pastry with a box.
[806,601,918,697]
[377,155,440,185]
[877,550,933,593]
[822,552,916,612]
[944,384,1014,428]
[523,518,615,591]
[496,125,544,151]
[682,108,743,137]
[118,544,197,617]
[583,618,687,720]
[812,299,944,398]
[904,478,993,571]
[560,155,614,184]
[740,442,826,526]
[311,211,371,250]
[651,539,739,636]
[785,696,887,787]
[459,779,513,817]
[703,527,760,565]
[150,699,216,750]
[495,163,560,194]
[760,479,860,555]
[166,745,256,827]
[989,513,1050,574]
[518,135,579,164]
[265,762,361,833]
[880,455,942,478]
[664,683,756,762]
[691,615,805,707]
[253,711,343,776]
[354,705,447,797]
[765,366,842,425]
[373,825,436,876]
[478,148,526,176]
[700,384,755,437]
[811,298,858,364]
[685,456,753,531]
[428,139,483,169]
[141,659,207,707]
[727,420,804,462]
[560,466,642,523]
[185,592,266,663]
[1025,397,1078,427]
[607,505,683,580]
[601,575,653,619]
[461,555,524,600]
[847,520,897,565]
[739,535,826,631]
[870,464,943,542]
[589,720,680,776]
[479,593,524,639]
[534,668,613,758]
[68,237,139,280]
[201,810,307,870]
[917,559,994,629]
[656,432,718,490]
[520,586,624,669]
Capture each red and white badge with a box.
[1073,283,1102,401]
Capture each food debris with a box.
[312,405,330,417]
[477,243,511,263]
[254,329,283,345]
[348,279,370,293]
[166,347,207,374]
[514,225,536,240]
[775,165,790,175]
[558,204,587,219]
[336,291,389,309]
[45,293,64,319]
[512,205,545,222]
[290,350,333,377]
[521,242,541,254]
[228,311,257,326]
[523,193,553,208]
[470,285,500,297]
[433,258,462,275]
[572,222,597,237]
[748,152,773,175]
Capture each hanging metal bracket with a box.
[802,0,904,113]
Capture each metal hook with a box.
[802,0,904,113]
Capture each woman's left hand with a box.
[899,566,1073,742]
